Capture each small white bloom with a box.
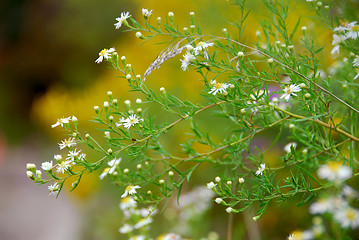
[334,207,359,229]
[54,154,62,161]
[95,48,116,64]
[280,84,302,101]
[41,161,53,171]
[26,163,36,170]
[342,185,359,199]
[160,233,182,240]
[331,34,347,55]
[142,8,152,18]
[345,22,359,39]
[180,52,196,71]
[215,176,221,182]
[255,163,266,176]
[208,81,230,95]
[193,41,214,55]
[318,162,352,182]
[121,185,141,198]
[108,158,121,174]
[119,224,133,234]
[120,196,137,210]
[284,142,297,153]
[114,12,131,29]
[48,183,60,196]
[119,114,141,129]
[207,182,217,189]
[134,217,153,229]
[99,168,110,180]
[58,137,77,150]
[287,234,296,240]
[66,149,81,161]
[238,177,245,184]
[353,56,359,67]
[51,117,71,128]
[56,160,74,174]
[309,198,333,215]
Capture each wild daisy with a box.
[119,114,142,129]
[180,52,196,71]
[352,56,359,67]
[66,149,81,161]
[108,158,121,174]
[114,12,131,29]
[208,80,230,95]
[95,48,116,64]
[345,21,359,39]
[193,41,214,55]
[56,160,74,174]
[255,163,266,176]
[134,217,153,229]
[317,162,352,182]
[331,34,347,55]
[48,183,60,196]
[119,224,134,234]
[51,117,71,128]
[120,196,137,210]
[121,185,141,198]
[99,168,110,180]
[334,207,359,229]
[280,84,301,101]
[58,137,77,150]
[309,198,334,215]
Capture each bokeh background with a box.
[1,0,357,239]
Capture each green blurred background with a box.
[1,0,356,239]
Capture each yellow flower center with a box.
[197,41,205,47]
[125,185,133,191]
[100,49,108,56]
[327,161,342,171]
[346,209,356,220]
[352,25,359,32]
[214,83,223,89]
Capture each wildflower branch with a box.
[274,106,359,142]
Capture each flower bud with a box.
[26,171,35,180]
[289,124,295,129]
[137,164,142,169]
[304,93,311,99]
[107,91,112,96]
[301,26,307,32]
[94,106,99,113]
[136,98,142,104]
[104,101,109,108]
[135,32,145,39]
[215,198,224,204]
[238,178,245,184]
[168,171,174,176]
[268,58,274,63]
[215,176,221,182]
[226,180,232,185]
[126,74,131,80]
[124,100,131,105]
[226,207,233,213]
[159,179,165,184]
[237,51,244,57]
[26,163,36,171]
[107,148,113,154]
[124,168,129,174]
[71,116,77,122]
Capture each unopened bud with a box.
[26,163,36,171]
[215,176,221,182]
[237,51,244,57]
[238,178,245,184]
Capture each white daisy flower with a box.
[334,207,359,229]
[66,148,81,161]
[341,185,359,199]
[121,185,141,198]
[119,114,142,129]
[51,117,71,128]
[317,162,352,182]
[193,41,214,55]
[284,142,297,153]
[119,224,134,234]
[309,198,333,215]
[58,137,77,150]
[353,56,359,67]
[99,168,110,180]
[114,12,131,29]
[120,196,137,210]
[331,34,347,55]
[255,163,266,176]
[287,234,296,240]
[95,48,116,64]
[280,84,301,101]
[134,217,153,229]
[48,183,60,196]
[56,160,74,174]
[345,21,359,39]
[180,52,196,71]
[208,80,230,95]
[142,8,152,18]
[108,158,121,174]
[41,161,53,171]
